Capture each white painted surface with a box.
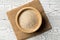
[0,0,60,40]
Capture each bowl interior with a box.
[16,7,42,33]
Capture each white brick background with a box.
[0,0,60,40]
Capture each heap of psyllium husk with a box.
[19,10,38,30]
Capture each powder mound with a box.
[19,10,38,30]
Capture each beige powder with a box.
[19,10,39,30]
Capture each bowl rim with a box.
[15,7,42,33]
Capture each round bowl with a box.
[15,7,42,33]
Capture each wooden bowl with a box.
[15,7,42,33]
